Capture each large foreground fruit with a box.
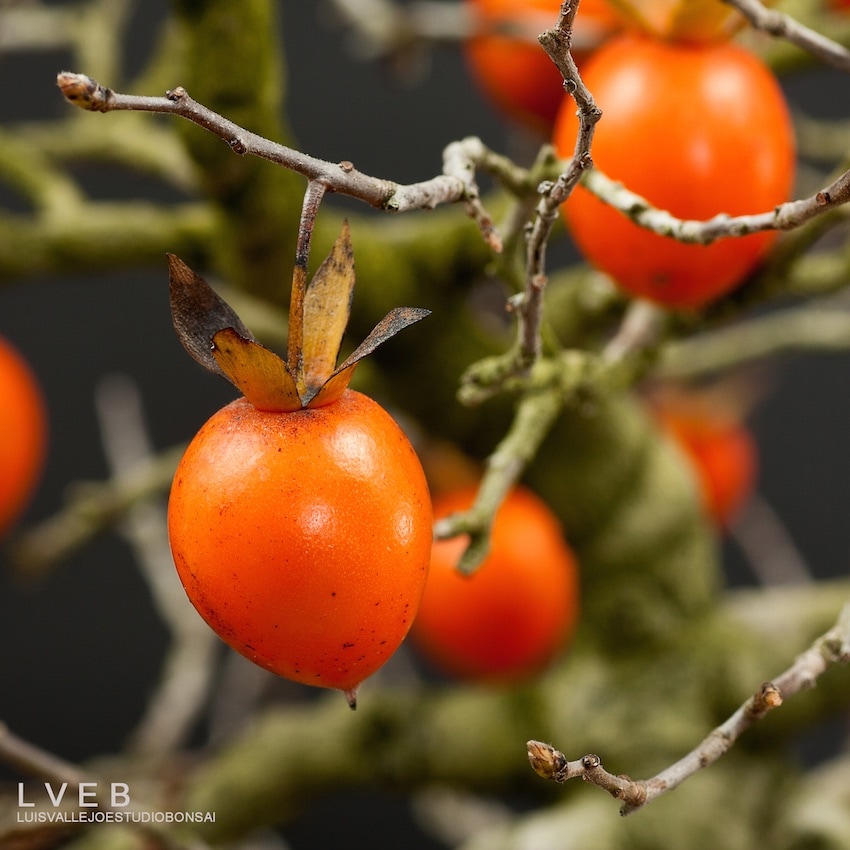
[168,391,433,706]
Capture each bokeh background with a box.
[2,2,850,846]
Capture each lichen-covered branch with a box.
[659,302,850,379]
[10,444,185,576]
[581,165,850,244]
[725,0,850,72]
[55,73,496,228]
[508,3,601,369]
[527,600,850,815]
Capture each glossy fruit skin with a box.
[464,0,621,133]
[167,389,433,695]
[0,336,47,537]
[553,35,795,308]
[411,486,579,682]
[660,411,757,526]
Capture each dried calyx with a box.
[168,221,430,411]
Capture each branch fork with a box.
[528,601,850,815]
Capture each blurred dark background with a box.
[1,2,849,847]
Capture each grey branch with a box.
[55,72,499,246]
[581,167,850,245]
[528,600,850,814]
[514,3,601,367]
[724,0,850,73]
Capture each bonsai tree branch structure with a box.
[528,600,850,814]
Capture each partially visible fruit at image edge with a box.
[0,336,47,538]
[411,485,580,682]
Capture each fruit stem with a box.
[287,179,328,381]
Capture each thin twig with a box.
[528,600,850,814]
[0,722,93,788]
[435,365,566,573]
[94,374,219,759]
[515,2,600,368]
[55,73,497,244]
[658,303,850,379]
[580,167,850,245]
[729,491,813,587]
[724,0,850,73]
[326,0,473,60]
[10,444,185,575]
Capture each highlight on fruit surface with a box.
[166,222,433,708]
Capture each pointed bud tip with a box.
[343,686,359,710]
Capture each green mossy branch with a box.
[0,203,215,282]
[5,6,850,850]
[169,0,304,298]
[175,581,850,846]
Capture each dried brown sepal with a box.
[300,221,356,397]
[168,237,429,412]
[306,363,357,409]
[211,329,301,412]
[340,307,433,372]
[168,254,255,381]
[301,307,431,407]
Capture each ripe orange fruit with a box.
[658,409,757,527]
[0,336,47,537]
[553,34,795,308]
[464,0,621,133]
[166,223,433,706]
[411,486,579,682]
[168,391,432,703]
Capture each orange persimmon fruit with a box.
[463,0,622,133]
[553,34,795,308]
[411,485,579,682]
[658,408,757,527]
[0,336,47,538]
[605,0,762,43]
[166,222,432,707]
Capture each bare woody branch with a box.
[581,167,850,245]
[55,72,499,246]
[724,0,850,73]
[528,600,850,815]
[513,3,601,368]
